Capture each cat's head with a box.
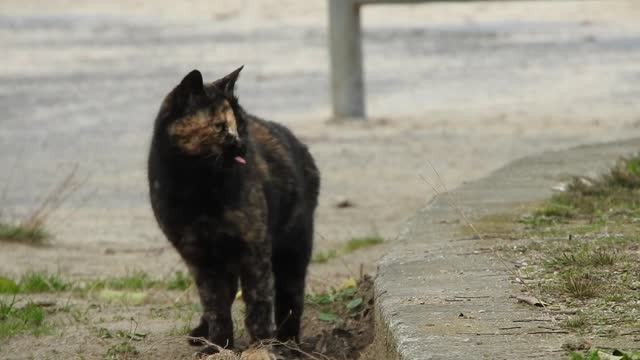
[158,67,247,166]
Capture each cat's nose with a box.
[224,133,240,146]
[223,134,245,155]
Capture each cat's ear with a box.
[177,69,205,96]
[213,66,243,95]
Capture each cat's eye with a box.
[214,123,226,131]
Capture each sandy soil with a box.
[0,1,640,358]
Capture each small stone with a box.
[334,197,355,208]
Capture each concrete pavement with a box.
[373,138,640,359]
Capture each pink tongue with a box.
[234,156,246,165]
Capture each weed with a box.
[19,272,70,293]
[88,271,156,291]
[588,248,617,266]
[563,312,589,331]
[0,166,82,245]
[165,271,192,291]
[0,276,19,293]
[519,213,554,229]
[546,247,618,270]
[105,341,138,359]
[0,222,48,244]
[344,236,384,253]
[0,272,70,294]
[311,236,384,264]
[562,273,599,299]
[547,252,583,268]
[306,285,356,306]
[306,277,371,324]
[98,327,114,339]
[312,249,338,264]
[536,202,576,218]
[0,299,49,339]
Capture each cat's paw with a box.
[188,318,209,346]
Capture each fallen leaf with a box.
[337,278,357,291]
[318,311,338,322]
[346,297,363,310]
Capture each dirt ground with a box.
[1,1,640,359]
[0,277,375,360]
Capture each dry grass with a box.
[0,165,82,245]
[191,338,333,360]
[561,273,600,299]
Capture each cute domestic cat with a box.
[148,67,319,353]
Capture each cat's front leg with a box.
[177,225,238,352]
[192,267,238,353]
[240,243,276,344]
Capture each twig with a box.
[21,164,84,231]
[512,319,552,323]
[454,295,490,299]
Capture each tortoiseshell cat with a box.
[148,67,319,353]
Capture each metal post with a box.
[328,0,366,119]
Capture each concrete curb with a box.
[372,138,640,359]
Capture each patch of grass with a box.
[473,154,640,351]
[0,276,19,293]
[87,271,157,291]
[19,272,70,293]
[84,270,197,292]
[312,249,338,264]
[0,222,48,244]
[465,213,523,237]
[312,235,384,264]
[0,272,70,294]
[536,202,576,218]
[165,271,192,291]
[343,236,384,253]
[546,247,619,270]
[519,198,580,229]
[1,166,82,246]
[562,312,589,331]
[588,248,618,266]
[105,341,138,359]
[306,277,373,326]
[0,298,49,339]
[307,283,357,306]
[561,272,600,300]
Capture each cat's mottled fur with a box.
[147,67,319,352]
